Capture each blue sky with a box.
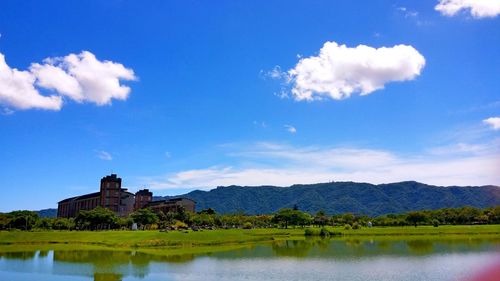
[0,0,499,211]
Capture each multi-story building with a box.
[147,198,196,214]
[134,189,153,210]
[57,174,196,218]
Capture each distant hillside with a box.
[156,181,500,216]
[36,208,57,218]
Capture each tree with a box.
[406,211,427,227]
[314,210,328,227]
[273,208,312,228]
[0,213,10,230]
[8,210,39,230]
[130,208,158,230]
[273,208,294,229]
[75,207,117,230]
[198,208,216,215]
[341,213,355,225]
[53,218,75,230]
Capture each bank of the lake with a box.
[0,225,499,256]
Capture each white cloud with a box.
[0,51,136,111]
[397,6,419,18]
[30,62,83,101]
[284,125,297,134]
[253,121,268,128]
[143,141,500,189]
[50,51,137,105]
[484,117,500,130]
[282,42,425,101]
[435,0,500,18]
[0,54,62,110]
[97,150,113,161]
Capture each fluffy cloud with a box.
[143,141,500,189]
[0,51,136,111]
[0,54,62,110]
[284,42,425,101]
[484,117,500,130]
[435,0,500,18]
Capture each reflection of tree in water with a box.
[271,239,318,257]
[54,250,134,266]
[377,241,391,251]
[38,250,49,257]
[52,250,196,280]
[0,251,37,260]
[94,273,123,281]
[406,240,434,255]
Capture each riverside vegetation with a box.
[1,206,499,255]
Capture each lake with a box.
[0,237,499,281]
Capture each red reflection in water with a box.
[465,255,500,281]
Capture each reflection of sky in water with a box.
[0,238,499,281]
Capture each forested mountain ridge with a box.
[155,181,500,216]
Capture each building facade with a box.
[134,189,153,210]
[147,198,196,214]
[57,174,196,218]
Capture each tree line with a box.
[0,205,499,231]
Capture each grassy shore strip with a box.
[0,225,498,250]
[338,225,500,236]
[0,229,304,248]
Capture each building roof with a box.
[58,192,101,204]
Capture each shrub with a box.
[432,219,439,227]
[352,222,361,229]
[304,228,321,236]
[344,224,352,230]
[242,222,253,229]
[172,220,188,230]
[320,227,330,237]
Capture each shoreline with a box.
[1,225,499,256]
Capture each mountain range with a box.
[155,181,500,216]
[36,181,500,217]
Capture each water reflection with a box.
[0,237,498,281]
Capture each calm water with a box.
[0,237,499,281]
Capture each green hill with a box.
[157,181,500,216]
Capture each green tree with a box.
[314,210,328,227]
[8,210,39,230]
[75,207,117,230]
[406,211,427,227]
[273,208,294,229]
[53,218,75,230]
[198,208,216,215]
[130,208,159,230]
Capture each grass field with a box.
[0,225,498,256]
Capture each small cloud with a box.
[397,6,418,17]
[273,89,290,99]
[483,117,500,130]
[97,150,113,161]
[284,125,297,134]
[1,108,14,115]
[435,0,500,18]
[165,151,171,158]
[263,65,288,80]
[253,121,268,128]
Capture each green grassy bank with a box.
[0,225,498,256]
